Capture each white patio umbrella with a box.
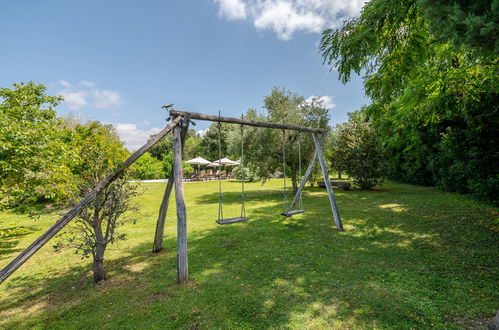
[213,157,238,166]
[184,157,212,174]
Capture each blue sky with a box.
[0,0,368,150]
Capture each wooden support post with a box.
[152,116,190,253]
[312,133,344,231]
[173,122,188,284]
[288,134,326,211]
[0,116,183,285]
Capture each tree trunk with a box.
[338,171,342,179]
[93,223,107,284]
[93,251,105,284]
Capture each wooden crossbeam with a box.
[170,110,327,134]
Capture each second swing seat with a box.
[216,217,249,225]
[281,209,305,217]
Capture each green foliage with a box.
[198,122,235,161]
[56,121,137,283]
[417,0,499,57]
[129,152,164,179]
[148,135,172,161]
[233,166,259,182]
[0,82,75,208]
[183,129,203,160]
[160,150,194,176]
[229,88,329,192]
[329,113,385,189]
[320,0,498,204]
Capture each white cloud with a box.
[254,1,324,40]
[214,0,247,20]
[114,123,162,151]
[57,81,123,110]
[59,90,88,110]
[92,89,123,108]
[304,95,335,109]
[59,80,71,88]
[196,128,210,137]
[212,0,368,40]
[80,80,95,87]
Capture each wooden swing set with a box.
[0,108,343,285]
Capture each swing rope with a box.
[280,132,306,217]
[297,137,304,210]
[282,129,287,211]
[215,112,249,225]
[240,117,247,218]
[217,111,223,222]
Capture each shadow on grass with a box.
[1,184,497,328]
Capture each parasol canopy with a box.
[184,157,212,165]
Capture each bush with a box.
[234,166,259,182]
[129,152,164,180]
[329,113,385,189]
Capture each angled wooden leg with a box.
[288,134,326,211]
[152,117,190,253]
[312,133,344,231]
[152,170,174,252]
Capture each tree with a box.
[229,88,330,194]
[330,113,385,189]
[56,121,136,283]
[198,122,234,161]
[129,152,164,179]
[319,0,498,203]
[148,135,172,161]
[0,82,75,208]
[417,0,499,57]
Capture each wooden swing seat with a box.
[281,209,305,217]
[216,217,249,225]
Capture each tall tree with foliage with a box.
[56,121,137,283]
[417,0,499,57]
[320,0,498,204]
[229,88,330,194]
[0,82,75,208]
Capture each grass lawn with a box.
[0,179,497,329]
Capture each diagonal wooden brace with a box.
[312,133,344,231]
[288,134,326,211]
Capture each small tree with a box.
[56,121,137,283]
[330,112,385,189]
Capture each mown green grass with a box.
[0,179,497,329]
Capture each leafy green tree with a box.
[0,82,75,208]
[319,0,498,203]
[330,113,385,189]
[56,121,136,283]
[417,0,499,57]
[198,122,234,161]
[229,88,330,193]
